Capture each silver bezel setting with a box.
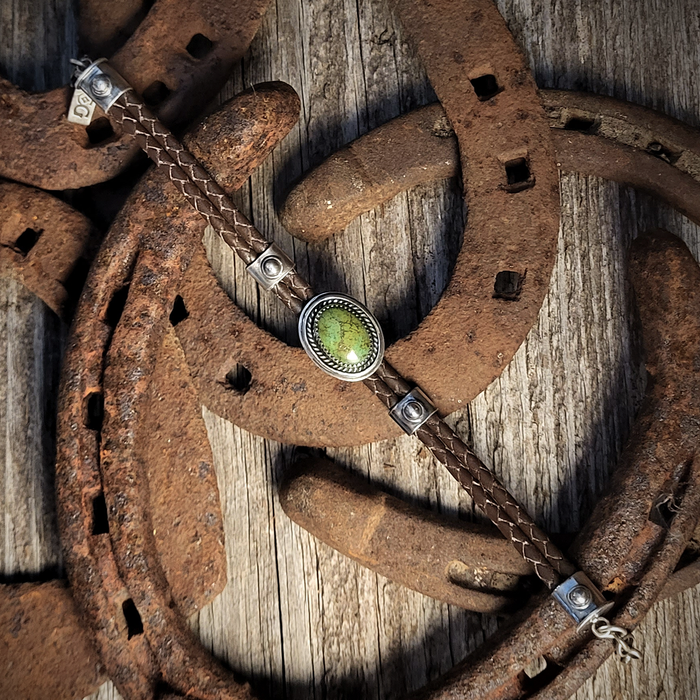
[298,293,384,382]
[74,58,131,113]
[390,387,438,434]
[246,242,295,290]
[552,571,612,628]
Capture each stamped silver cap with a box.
[552,571,614,630]
[72,58,131,114]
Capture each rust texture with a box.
[0,327,226,700]
[0,581,105,700]
[0,182,98,319]
[174,90,700,448]
[0,78,139,191]
[279,456,535,614]
[79,0,151,57]
[144,328,228,615]
[281,92,700,238]
[0,175,228,614]
[406,230,700,699]
[0,0,271,190]
[56,83,300,700]
[383,0,560,416]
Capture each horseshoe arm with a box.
[56,83,300,700]
[282,230,700,699]
[170,91,700,448]
[0,0,271,190]
[281,91,700,238]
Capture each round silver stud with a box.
[568,585,594,609]
[91,75,112,97]
[261,256,283,278]
[401,400,424,422]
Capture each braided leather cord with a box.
[414,423,562,587]
[110,93,314,313]
[424,416,574,576]
[105,83,573,589]
[369,360,572,589]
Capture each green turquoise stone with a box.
[317,306,372,365]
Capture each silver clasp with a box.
[591,617,642,663]
[67,57,131,124]
[552,571,641,662]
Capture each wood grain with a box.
[1,0,699,699]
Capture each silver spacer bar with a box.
[390,387,438,434]
[246,242,295,290]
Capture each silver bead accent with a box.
[568,585,594,609]
[72,58,131,116]
[91,75,112,96]
[261,256,283,278]
[552,571,614,630]
[390,387,438,434]
[246,243,295,290]
[402,400,424,422]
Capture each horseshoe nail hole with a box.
[564,116,598,134]
[470,73,500,101]
[84,391,104,431]
[225,365,252,394]
[104,285,130,328]
[91,493,109,535]
[503,158,534,193]
[646,141,681,165]
[493,271,524,301]
[12,228,42,256]
[169,295,189,326]
[63,257,91,300]
[122,599,144,639]
[649,493,681,529]
[85,117,115,146]
[142,80,171,107]
[186,33,214,59]
[155,682,178,697]
[520,656,563,691]
[522,655,548,680]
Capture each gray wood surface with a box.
[1,0,700,699]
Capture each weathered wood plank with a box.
[0,0,72,582]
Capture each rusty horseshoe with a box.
[400,229,700,700]
[171,88,700,447]
[0,0,271,190]
[0,183,228,700]
[56,82,301,700]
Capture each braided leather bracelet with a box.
[68,57,641,661]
